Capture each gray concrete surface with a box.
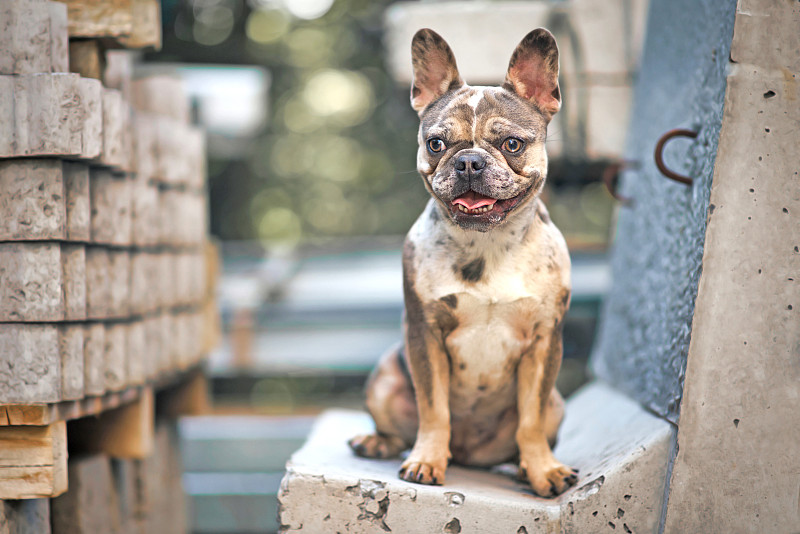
[590,0,738,423]
[661,1,800,531]
[279,381,673,533]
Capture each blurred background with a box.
[141,0,648,531]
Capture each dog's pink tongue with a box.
[452,191,496,209]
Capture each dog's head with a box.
[411,28,560,232]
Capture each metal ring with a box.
[654,128,698,185]
[602,160,639,206]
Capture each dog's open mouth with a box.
[449,189,529,219]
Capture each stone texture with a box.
[83,322,106,396]
[0,242,86,322]
[130,76,190,124]
[156,253,176,310]
[90,168,131,246]
[279,382,673,533]
[126,321,145,386]
[129,252,157,315]
[0,73,102,159]
[0,159,65,242]
[131,112,158,183]
[103,50,134,99]
[85,246,111,320]
[662,2,800,531]
[0,324,61,404]
[143,317,161,380]
[590,0,738,422]
[104,323,127,391]
[130,180,159,247]
[108,250,130,319]
[160,190,207,247]
[64,161,91,241]
[58,324,84,401]
[175,252,206,307]
[101,87,133,171]
[0,1,68,75]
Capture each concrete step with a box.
[278,381,674,533]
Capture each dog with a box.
[348,27,577,498]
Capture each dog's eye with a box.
[501,138,524,153]
[427,138,445,153]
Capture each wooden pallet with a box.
[0,367,208,500]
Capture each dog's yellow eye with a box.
[427,138,445,153]
[502,138,524,153]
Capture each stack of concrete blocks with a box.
[0,1,217,532]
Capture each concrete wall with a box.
[590,0,738,422]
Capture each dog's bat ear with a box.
[504,28,561,120]
[410,29,464,114]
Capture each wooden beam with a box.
[0,421,67,499]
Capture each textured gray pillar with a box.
[590,0,738,422]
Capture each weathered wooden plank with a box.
[0,1,68,75]
[69,388,154,459]
[64,0,134,39]
[118,0,161,50]
[158,368,209,418]
[68,39,105,80]
[0,73,102,159]
[0,421,67,499]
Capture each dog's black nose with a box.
[455,153,487,177]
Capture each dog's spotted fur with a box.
[349,28,577,497]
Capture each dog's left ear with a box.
[410,29,464,114]
[504,28,561,120]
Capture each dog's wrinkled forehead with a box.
[419,86,548,142]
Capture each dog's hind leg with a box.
[349,343,418,459]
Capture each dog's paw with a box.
[348,433,406,459]
[398,459,446,485]
[518,460,578,497]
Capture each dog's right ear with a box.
[410,29,464,114]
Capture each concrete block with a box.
[129,252,156,316]
[51,454,122,534]
[143,316,161,380]
[126,321,145,386]
[130,76,190,123]
[156,253,176,310]
[0,160,91,243]
[104,323,127,391]
[131,112,158,183]
[90,168,131,246]
[0,159,66,242]
[154,117,192,186]
[0,324,61,404]
[85,246,111,320]
[0,1,68,75]
[59,324,85,401]
[103,50,134,100]
[0,242,85,322]
[160,190,207,247]
[83,322,106,396]
[279,382,673,533]
[101,88,133,171]
[64,161,91,241]
[0,73,102,159]
[130,181,159,248]
[174,252,206,307]
[62,243,87,321]
[185,126,207,190]
[108,250,131,319]
[158,313,174,374]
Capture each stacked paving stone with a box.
[0,1,217,532]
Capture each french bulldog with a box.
[349,27,577,497]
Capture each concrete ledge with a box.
[279,381,674,533]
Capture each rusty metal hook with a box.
[654,128,698,185]
[602,160,639,206]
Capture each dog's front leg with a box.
[516,326,577,497]
[398,317,451,485]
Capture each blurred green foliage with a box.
[151,0,426,243]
